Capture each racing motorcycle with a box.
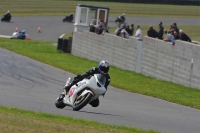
[63,13,74,22]
[115,13,125,24]
[1,14,12,22]
[55,74,106,111]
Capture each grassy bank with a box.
[0,106,159,133]
[0,0,200,17]
[0,38,200,110]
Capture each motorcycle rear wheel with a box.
[73,93,93,111]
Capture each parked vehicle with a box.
[55,74,106,111]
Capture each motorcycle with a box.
[55,74,106,111]
[63,13,74,22]
[11,30,29,39]
[1,14,12,22]
[115,13,125,24]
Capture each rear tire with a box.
[55,94,66,109]
[73,93,93,111]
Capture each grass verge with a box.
[0,38,200,110]
[0,106,159,133]
[0,0,200,18]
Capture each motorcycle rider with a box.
[68,13,73,21]
[116,13,125,23]
[2,11,11,21]
[17,30,26,39]
[64,60,111,107]
[63,13,74,22]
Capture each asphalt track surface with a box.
[1,16,200,41]
[1,16,200,133]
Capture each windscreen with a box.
[97,74,106,85]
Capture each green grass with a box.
[0,0,200,17]
[0,38,200,110]
[0,106,160,133]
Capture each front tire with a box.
[55,94,66,109]
[73,93,93,111]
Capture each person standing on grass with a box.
[130,24,134,36]
[179,30,191,42]
[172,22,179,35]
[135,25,142,39]
[147,25,158,38]
[163,30,175,45]
[158,22,164,40]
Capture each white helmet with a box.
[7,11,10,13]
[122,13,125,16]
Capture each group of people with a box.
[115,23,144,40]
[147,22,192,45]
[89,21,109,35]
[114,23,134,39]
[113,21,193,45]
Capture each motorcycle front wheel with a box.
[55,94,66,109]
[73,93,93,111]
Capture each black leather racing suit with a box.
[64,67,111,107]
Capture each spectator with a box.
[163,30,169,41]
[135,25,142,39]
[158,22,164,39]
[164,29,168,36]
[115,23,123,36]
[121,29,129,39]
[95,22,104,35]
[89,23,95,33]
[173,31,180,40]
[147,25,158,38]
[170,29,175,36]
[172,22,179,35]
[163,30,175,45]
[125,25,132,36]
[179,30,191,42]
[170,25,174,30]
[130,24,134,36]
[101,22,109,35]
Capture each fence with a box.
[71,31,200,89]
